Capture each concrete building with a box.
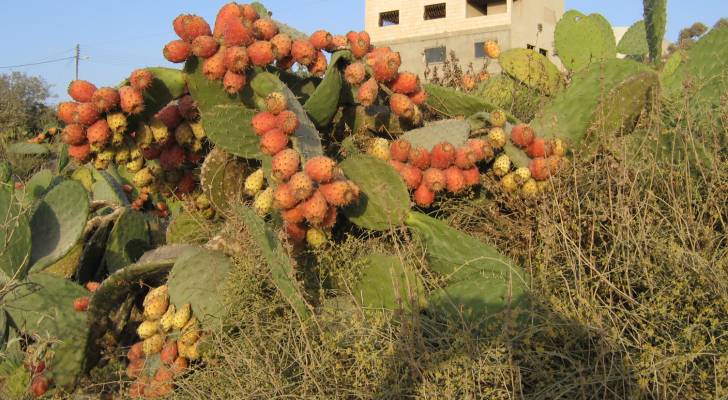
[364,0,565,77]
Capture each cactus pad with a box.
[0,184,31,279]
[91,169,130,206]
[167,211,220,245]
[499,49,564,95]
[6,142,50,155]
[103,208,151,273]
[339,155,410,231]
[591,71,659,136]
[555,10,616,72]
[200,148,248,213]
[29,180,89,273]
[352,254,424,310]
[303,51,349,127]
[643,0,667,64]
[424,83,513,119]
[617,20,649,57]
[401,119,471,151]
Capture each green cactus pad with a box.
[643,0,667,64]
[103,208,151,273]
[167,211,220,245]
[44,241,83,279]
[530,59,653,146]
[339,155,411,231]
[662,28,728,106]
[303,51,350,127]
[617,20,649,57]
[120,67,187,123]
[503,142,531,169]
[279,71,321,103]
[29,180,89,273]
[477,75,516,109]
[138,245,197,264]
[341,105,407,136]
[499,49,564,95]
[75,217,113,283]
[555,10,616,72]
[0,161,11,183]
[56,143,69,174]
[424,84,516,120]
[91,169,130,206]
[4,273,90,390]
[200,148,248,214]
[71,167,94,192]
[236,206,310,318]
[0,184,31,279]
[591,71,659,136]
[17,169,54,207]
[352,254,424,310]
[6,142,50,155]
[401,119,471,151]
[167,247,233,330]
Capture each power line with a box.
[0,56,77,69]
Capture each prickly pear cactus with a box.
[29,180,89,273]
[401,119,471,151]
[0,161,10,183]
[103,208,151,273]
[643,0,667,64]
[6,142,50,156]
[4,273,90,390]
[200,148,248,213]
[339,155,410,231]
[555,10,616,72]
[591,71,659,136]
[129,67,187,122]
[17,169,54,208]
[0,184,31,279]
[499,49,563,95]
[91,169,130,206]
[424,84,513,119]
[352,254,424,310]
[236,206,310,318]
[167,211,219,245]
[44,241,84,279]
[617,20,649,57]
[167,247,232,329]
[303,51,350,127]
[530,59,654,145]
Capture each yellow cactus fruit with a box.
[111,132,125,147]
[98,150,115,162]
[180,317,200,345]
[489,109,507,128]
[160,304,176,332]
[195,194,211,210]
[514,167,531,184]
[501,173,519,192]
[144,295,169,321]
[150,118,170,143]
[136,123,154,148]
[191,139,204,153]
[130,148,142,160]
[142,334,165,356]
[173,303,191,330]
[521,178,539,198]
[190,122,206,140]
[178,340,200,361]
[553,138,567,157]
[115,147,131,164]
[536,180,550,193]
[253,187,274,216]
[201,207,216,220]
[244,168,266,197]
[107,112,128,135]
[306,227,328,248]
[94,158,110,171]
[89,143,104,154]
[484,40,501,58]
[137,320,160,339]
[126,157,145,173]
[175,123,194,146]
[367,138,390,161]
[493,154,511,177]
[487,127,507,149]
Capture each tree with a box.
[0,72,56,141]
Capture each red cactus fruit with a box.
[344,62,367,85]
[160,146,186,170]
[30,375,50,397]
[529,157,551,181]
[302,190,328,225]
[171,357,189,376]
[274,183,298,210]
[271,148,300,181]
[155,105,182,129]
[61,124,86,146]
[271,33,292,59]
[282,203,306,224]
[510,123,535,148]
[288,172,314,201]
[127,342,144,361]
[74,102,100,126]
[372,51,401,82]
[127,358,145,379]
[454,146,477,169]
[399,164,423,190]
[356,78,379,107]
[430,142,456,169]
[277,56,295,70]
[248,40,275,66]
[444,167,466,194]
[240,3,260,22]
[174,14,211,42]
[308,51,328,76]
[260,129,289,155]
[119,86,145,115]
[389,139,411,162]
[285,222,307,244]
[253,18,279,40]
[85,281,101,292]
[87,120,110,145]
[365,47,392,67]
[203,49,227,80]
[389,160,406,173]
[129,69,154,91]
[68,143,91,162]
[177,172,196,194]
[414,184,435,207]
[68,80,97,103]
[276,110,299,135]
[163,40,191,63]
[423,168,446,192]
[223,71,247,94]
[310,30,332,50]
[327,35,348,52]
[349,31,371,59]
[222,46,248,73]
[318,180,356,206]
[252,111,278,136]
[91,87,120,113]
[222,18,255,46]
[409,146,431,170]
[409,88,428,105]
[321,206,338,229]
[155,367,174,384]
[389,72,420,94]
[178,95,199,121]
[192,35,220,58]
[291,39,316,66]
[304,156,336,183]
[526,137,553,158]
[73,296,90,312]
[141,145,162,160]
[462,168,481,187]
[160,341,178,365]
[213,3,242,38]
[57,102,78,125]
[389,93,415,120]
[466,138,493,162]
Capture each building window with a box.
[539,48,548,56]
[425,47,446,64]
[379,10,399,27]
[527,44,535,50]
[424,3,446,20]
[466,0,508,18]
[474,42,486,58]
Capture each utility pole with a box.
[75,44,80,80]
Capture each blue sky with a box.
[1,1,725,102]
